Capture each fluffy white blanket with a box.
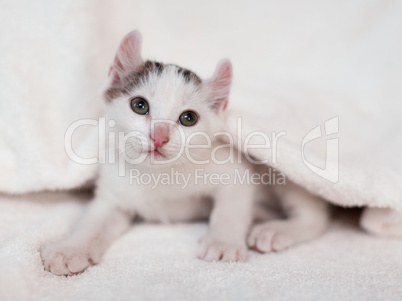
[1,192,401,301]
[1,0,401,299]
[1,0,401,206]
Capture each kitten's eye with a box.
[179,111,198,126]
[131,97,149,115]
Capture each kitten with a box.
[40,30,330,276]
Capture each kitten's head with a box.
[104,30,232,168]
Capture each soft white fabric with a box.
[0,0,400,209]
[0,191,401,301]
[1,0,402,299]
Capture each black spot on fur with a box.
[154,62,164,75]
[182,70,191,83]
[104,60,201,102]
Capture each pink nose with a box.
[150,124,170,150]
[151,134,169,149]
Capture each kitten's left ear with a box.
[108,30,144,87]
[205,59,233,112]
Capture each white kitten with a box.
[41,30,330,276]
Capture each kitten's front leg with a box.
[41,199,133,276]
[198,185,253,262]
[248,183,330,252]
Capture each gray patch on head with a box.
[104,60,202,102]
[169,64,202,84]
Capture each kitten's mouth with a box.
[148,149,165,158]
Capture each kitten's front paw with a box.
[248,222,295,253]
[198,237,247,262]
[40,242,99,276]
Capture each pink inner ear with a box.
[222,101,228,111]
[109,31,143,86]
[108,66,121,86]
[210,60,232,112]
[118,35,138,71]
[110,66,121,86]
[214,61,232,88]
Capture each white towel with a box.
[0,191,401,301]
[1,0,400,208]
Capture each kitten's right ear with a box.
[205,59,233,113]
[108,30,143,87]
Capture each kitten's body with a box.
[41,31,329,276]
[98,140,253,223]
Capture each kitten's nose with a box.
[150,125,169,149]
[151,134,169,149]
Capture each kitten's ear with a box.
[108,30,143,87]
[205,59,232,112]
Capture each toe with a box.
[221,248,237,262]
[48,253,72,276]
[66,254,91,274]
[236,248,247,261]
[203,245,222,262]
[247,231,257,248]
[255,230,275,253]
[272,232,291,251]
